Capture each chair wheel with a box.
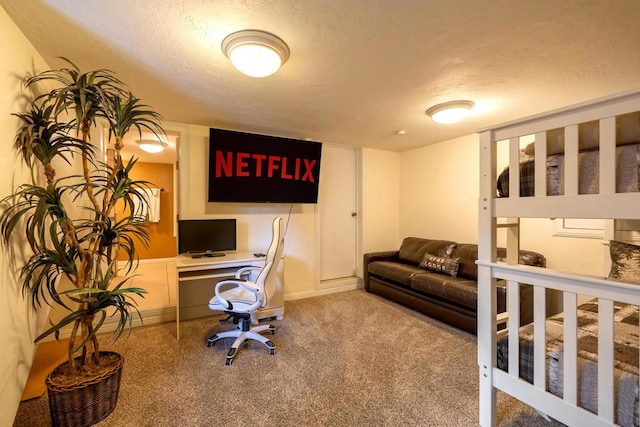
[225,358,233,366]
[269,325,276,335]
[265,340,276,355]
[207,334,219,347]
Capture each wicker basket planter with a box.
[46,352,124,427]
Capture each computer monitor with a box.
[177,219,236,257]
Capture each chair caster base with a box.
[207,334,219,347]
[266,340,276,355]
[207,323,277,364]
[225,347,237,365]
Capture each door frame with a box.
[314,143,363,290]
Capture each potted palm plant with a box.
[0,58,164,426]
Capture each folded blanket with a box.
[497,144,640,197]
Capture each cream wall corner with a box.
[0,7,50,427]
[362,147,401,253]
[400,134,479,243]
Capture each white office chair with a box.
[207,216,285,365]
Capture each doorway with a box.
[117,126,180,315]
[317,145,359,288]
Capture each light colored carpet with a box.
[14,289,565,426]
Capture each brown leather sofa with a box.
[363,237,546,334]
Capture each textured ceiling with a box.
[3,0,640,153]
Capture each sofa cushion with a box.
[410,272,478,310]
[453,244,481,280]
[398,237,457,266]
[419,254,460,277]
[367,261,423,287]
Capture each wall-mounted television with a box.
[178,219,236,257]
[208,128,322,203]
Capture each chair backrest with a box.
[255,217,285,307]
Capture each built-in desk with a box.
[175,252,284,339]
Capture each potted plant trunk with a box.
[1,58,164,426]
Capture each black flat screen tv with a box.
[208,128,322,203]
[178,219,236,257]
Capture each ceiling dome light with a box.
[426,100,475,124]
[136,139,166,154]
[222,29,290,78]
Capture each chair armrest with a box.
[215,279,263,312]
[235,266,261,279]
[363,250,400,292]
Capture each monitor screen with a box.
[208,128,322,203]
[178,219,236,255]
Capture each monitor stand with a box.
[190,252,225,258]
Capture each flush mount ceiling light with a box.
[426,100,475,124]
[222,29,290,78]
[136,139,166,154]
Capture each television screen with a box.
[208,128,322,203]
[178,219,236,256]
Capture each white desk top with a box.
[176,251,265,271]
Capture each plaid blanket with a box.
[496,144,640,197]
[497,299,639,426]
[496,159,537,197]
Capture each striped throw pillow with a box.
[419,254,460,277]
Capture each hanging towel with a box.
[132,192,146,223]
[144,188,161,223]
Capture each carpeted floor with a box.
[14,290,565,426]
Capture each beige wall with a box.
[0,7,50,426]
[178,124,321,299]
[176,119,606,300]
[400,134,480,242]
[361,147,401,253]
[399,133,607,277]
[176,124,402,298]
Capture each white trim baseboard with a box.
[41,306,176,342]
[41,281,364,341]
[285,279,364,301]
[316,275,362,291]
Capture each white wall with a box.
[0,7,50,426]
[399,133,606,277]
[361,147,401,253]
[400,134,479,243]
[179,123,318,298]
[177,124,402,298]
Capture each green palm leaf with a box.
[2,58,165,370]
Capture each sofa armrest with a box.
[363,250,400,292]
